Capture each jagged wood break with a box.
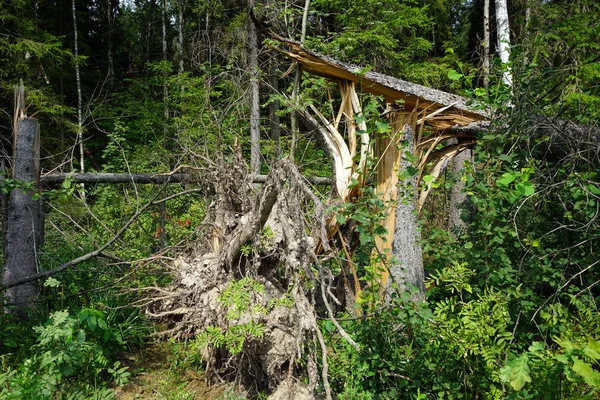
[269,34,490,292]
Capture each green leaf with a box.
[43,277,61,288]
[376,120,391,134]
[474,87,487,97]
[87,315,97,331]
[497,172,517,187]
[500,354,531,391]
[517,181,535,196]
[62,179,72,189]
[422,174,434,184]
[587,184,600,195]
[572,357,600,386]
[448,69,462,81]
[464,242,473,249]
[528,341,545,353]
[584,340,600,361]
[336,214,347,224]
[555,354,569,364]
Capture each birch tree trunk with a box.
[495,0,512,85]
[248,0,260,175]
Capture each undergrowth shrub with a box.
[0,308,130,399]
[326,102,600,399]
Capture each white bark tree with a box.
[495,0,512,86]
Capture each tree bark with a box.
[160,0,169,249]
[3,118,41,316]
[483,0,490,91]
[269,57,281,160]
[72,0,85,185]
[177,0,185,75]
[448,146,471,236]
[495,0,512,85]
[248,0,261,175]
[289,0,311,163]
[39,172,331,186]
[106,0,117,87]
[389,123,425,301]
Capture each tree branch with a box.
[1,188,166,291]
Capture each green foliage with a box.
[519,0,600,123]
[310,0,433,76]
[195,278,293,355]
[0,309,129,399]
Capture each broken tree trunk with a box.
[3,116,42,316]
[376,111,425,301]
[390,121,424,301]
[448,147,471,236]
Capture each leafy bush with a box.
[0,309,129,399]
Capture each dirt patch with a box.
[113,344,231,400]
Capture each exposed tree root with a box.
[145,158,338,398]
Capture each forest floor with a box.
[112,343,231,400]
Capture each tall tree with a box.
[289,0,310,162]
[483,0,490,91]
[495,0,512,85]
[103,0,119,86]
[269,57,281,159]
[176,0,186,75]
[72,0,86,202]
[248,0,260,175]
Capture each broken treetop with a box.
[271,37,489,130]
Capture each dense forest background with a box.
[1,0,600,398]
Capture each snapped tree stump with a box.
[3,117,42,317]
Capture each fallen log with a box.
[40,173,332,186]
